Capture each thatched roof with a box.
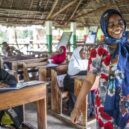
[0,0,129,27]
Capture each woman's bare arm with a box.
[71,72,96,123]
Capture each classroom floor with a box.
[25,103,96,129]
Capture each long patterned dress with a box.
[88,44,129,129]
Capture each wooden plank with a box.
[39,67,47,81]
[0,84,46,110]
[26,62,47,68]
[51,0,77,18]
[46,0,59,19]
[51,69,62,114]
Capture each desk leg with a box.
[37,98,47,129]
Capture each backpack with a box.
[0,106,23,129]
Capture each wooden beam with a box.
[44,0,50,10]
[75,3,115,19]
[46,0,59,20]
[51,0,77,19]
[0,15,68,22]
[29,0,34,10]
[10,0,14,8]
[96,0,100,3]
[68,0,83,21]
[0,0,3,6]
[0,8,42,15]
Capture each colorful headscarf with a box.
[51,46,66,64]
[100,8,127,45]
[68,47,88,76]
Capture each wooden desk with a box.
[0,83,47,129]
[39,63,68,81]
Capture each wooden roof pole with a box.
[10,0,14,8]
[68,0,83,20]
[96,0,100,3]
[29,0,34,9]
[51,0,77,19]
[44,0,50,10]
[0,0,3,6]
[0,8,42,14]
[64,0,83,25]
[46,0,59,20]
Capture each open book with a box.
[0,80,44,92]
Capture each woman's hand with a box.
[70,107,81,124]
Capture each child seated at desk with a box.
[63,47,88,114]
[0,68,17,87]
[48,46,66,64]
[2,42,23,57]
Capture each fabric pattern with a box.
[88,44,129,129]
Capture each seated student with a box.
[63,47,88,114]
[0,68,17,87]
[48,46,66,64]
[2,42,23,57]
[0,68,23,128]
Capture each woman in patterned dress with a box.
[71,9,129,129]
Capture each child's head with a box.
[2,42,8,48]
[58,46,66,54]
[100,9,126,39]
[79,48,86,59]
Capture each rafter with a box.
[0,8,42,15]
[0,15,68,22]
[46,0,59,20]
[96,0,100,3]
[10,0,14,8]
[75,3,116,19]
[51,0,77,19]
[44,0,50,10]
[68,0,83,21]
[0,0,3,6]
[29,0,34,10]
[75,0,129,19]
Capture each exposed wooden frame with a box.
[75,0,129,19]
[46,0,59,20]
[69,0,83,20]
[51,0,77,19]
[0,0,3,6]
[29,0,34,10]
[10,0,14,8]
[0,8,42,15]
[65,0,83,25]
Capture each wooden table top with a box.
[0,82,46,110]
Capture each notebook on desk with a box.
[0,80,44,92]
[45,63,58,68]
